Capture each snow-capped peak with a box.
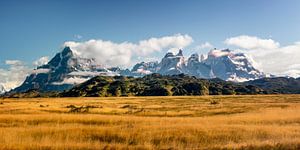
[158,49,186,75]
[128,48,263,81]
[12,46,123,93]
[204,48,265,81]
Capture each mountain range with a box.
[10,46,266,93]
[131,49,265,82]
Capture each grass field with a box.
[0,95,300,149]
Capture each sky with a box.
[0,0,300,90]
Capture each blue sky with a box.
[1,0,300,89]
[1,0,300,66]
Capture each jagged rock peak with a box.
[58,46,74,59]
[164,52,175,58]
[188,53,199,62]
[62,46,72,54]
[176,49,183,56]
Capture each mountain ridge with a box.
[10,47,266,93]
[129,48,265,81]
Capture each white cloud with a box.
[64,34,193,67]
[281,70,300,78]
[288,64,300,70]
[5,60,23,66]
[137,34,193,55]
[0,60,31,90]
[33,56,49,66]
[224,35,280,50]
[195,42,213,50]
[52,77,89,85]
[0,56,52,90]
[250,42,300,77]
[68,71,103,76]
[31,68,51,74]
[225,35,300,77]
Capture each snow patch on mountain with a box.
[31,68,51,74]
[52,77,90,85]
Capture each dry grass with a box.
[0,95,299,149]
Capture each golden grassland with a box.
[0,95,300,149]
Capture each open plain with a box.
[0,95,300,149]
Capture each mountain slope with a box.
[186,53,215,78]
[204,49,264,82]
[157,50,186,75]
[12,47,119,93]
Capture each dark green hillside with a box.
[61,74,265,97]
[5,75,300,98]
[245,77,300,94]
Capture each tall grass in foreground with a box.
[0,95,299,149]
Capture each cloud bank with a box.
[0,56,50,91]
[224,35,280,50]
[225,35,300,77]
[64,34,193,67]
[0,60,31,90]
[1,34,300,91]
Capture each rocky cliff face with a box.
[130,49,264,81]
[157,49,186,75]
[186,53,215,78]
[204,49,264,82]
